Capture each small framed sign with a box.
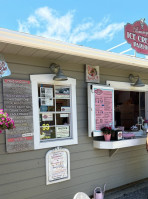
[86,65,100,83]
[46,147,70,185]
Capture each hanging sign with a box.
[3,79,34,153]
[46,147,70,185]
[124,19,148,54]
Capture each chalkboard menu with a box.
[3,79,34,153]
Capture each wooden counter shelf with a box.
[93,136,147,157]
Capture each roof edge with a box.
[0,28,148,68]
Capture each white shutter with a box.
[87,84,114,137]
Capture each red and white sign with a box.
[124,19,148,54]
[86,65,100,83]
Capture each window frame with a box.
[30,74,78,149]
[106,80,148,125]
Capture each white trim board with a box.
[106,80,148,92]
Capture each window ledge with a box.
[93,136,146,150]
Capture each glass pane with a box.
[40,113,55,126]
[56,113,70,125]
[140,92,145,109]
[55,85,70,99]
[38,84,54,98]
[40,126,56,140]
[56,99,70,112]
[140,110,145,119]
[114,91,140,130]
[39,98,55,112]
[56,126,70,138]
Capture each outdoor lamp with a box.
[49,63,68,81]
[129,74,145,87]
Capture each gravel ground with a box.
[104,179,148,199]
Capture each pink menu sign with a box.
[94,88,113,131]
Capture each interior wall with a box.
[0,54,148,199]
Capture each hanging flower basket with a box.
[0,109,15,133]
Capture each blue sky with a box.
[0,0,148,56]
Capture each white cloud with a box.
[28,16,40,27]
[91,23,124,41]
[18,7,124,44]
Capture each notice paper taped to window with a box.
[56,126,69,138]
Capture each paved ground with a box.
[104,179,148,199]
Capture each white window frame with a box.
[30,74,78,149]
[106,80,148,121]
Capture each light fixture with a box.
[49,63,68,81]
[129,74,145,87]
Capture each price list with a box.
[95,88,113,131]
[46,147,70,184]
[3,79,34,153]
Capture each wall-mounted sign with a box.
[86,65,100,83]
[87,84,114,137]
[124,19,148,54]
[94,88,113,131]
[0,60,11,77]
[46,147,70,185]
[3,79,34,153]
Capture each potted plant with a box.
[0,109,15,133]
[101,126,114,141]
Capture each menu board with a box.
[46,147,70,185]
[94,88,114,131]
[3,79,34,153]
[87,84,114,137]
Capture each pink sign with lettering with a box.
[95,88,113,131]
[124,19,148,54]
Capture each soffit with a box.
[0,29,148,73]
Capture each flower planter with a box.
[104,134,111,141]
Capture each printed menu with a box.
[94,88,113,131]
[46,148,70,184]
[49,150,68,181]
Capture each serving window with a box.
[114,91,145,130]
[31,74,77,149]
[88,81,148,137]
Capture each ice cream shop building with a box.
[0,20,148,199]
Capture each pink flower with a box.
[0,110,15,131]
